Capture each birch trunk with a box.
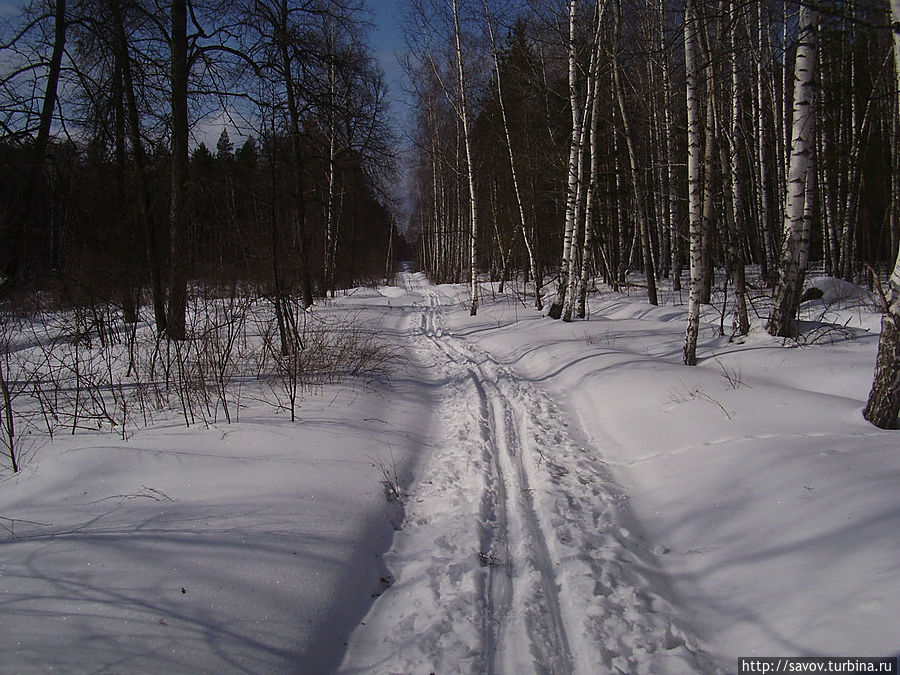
[563,3,604,321]
[483,0,542,309]
[613,0,657,306]
[683,0,703,365]
[820,129,839,275]
[728,0,749,335]
[614,130,627,290]
[766,3,818,338]
[838,0,859,281]
[451,0,479,315]
[549,0,584,319]
[658,0,680,291]
[324,46,339,297]
[699,22,716,306]
[862,0,900,429]
[577,70,602,319]
[755,0,775,284]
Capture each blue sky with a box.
[367,0,413,133]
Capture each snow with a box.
[2,271,899,673]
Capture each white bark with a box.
[659,0,680,291]
[561,0,606,321]
[613,0,657,307]
[862,0,900,428]
[683,0,702,365]
[482,0,542,309]
[728,0,749,335]
[450,0,479,315]
[549,0,584,319]
[576,69,602,319]
[755,0,775,283]
[766,3,818,338]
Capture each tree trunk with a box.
[549,0,584,320]
[862,0,900,429]
[699,21,716,306]
[12,0,67,283]
[166,0,189,340]
[613,0,657,307]
[483,0,542,310]
[278,0,313,309]
[563,2,604,321]
[112,37,137,325]
[450,0,479,315]
[661,0,680,292]
[727,0,749,336]
[683,0,703,365]
[754,0,777,285]
[111,0,167,333]
[35,0,66,158]
[766,3,819,338]
[577,67,602,319]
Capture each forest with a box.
[1,0,899,469]
[1,1,900,670]
[402,0,900,425]
[1,0,403,325]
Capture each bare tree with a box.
[766,1,819,338]
[482,0,541,310]
[449,0,480,315]
[612,0,656,307]
[682,0,703,365]
[166,0,190,340]
[862,0,900,429]
[548,0,586,320]
[404,0,482,312]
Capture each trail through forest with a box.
[2,272,898,674]
[341,273,714,674]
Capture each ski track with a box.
[343,274,717,674]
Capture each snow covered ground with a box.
[1,271,898,673]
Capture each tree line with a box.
[404,0,900,427]
[0,0,403,342]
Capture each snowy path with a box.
[341,274,713,674]
[4,273,897,672]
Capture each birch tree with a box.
[548,0,586,320]
[683,0,703,365]
[404,0,481,311]
[612,0,656,307]
[724,0,748,335]
[862,0,900,429]
[483,0,542,310]
[576,55,602,319]
[766,1,819,338]
[450,0,480,315]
